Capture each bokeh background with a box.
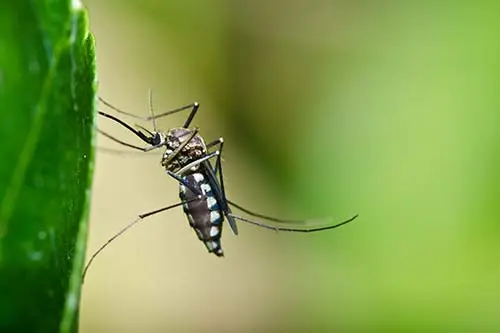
[80,1,500,332]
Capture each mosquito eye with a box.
[152,133,162,146]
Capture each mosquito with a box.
[82,91,358,282]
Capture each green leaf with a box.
[0,0,96,332]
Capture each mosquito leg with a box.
[227,199,359,226]
[148,88,157,131]
[99,97,151,121]
[146,103,198,124]
[182,102,199,128]
[82,200,194,283]
[205,138,226,198]
[228,213,358,233]
[196,139,238,235]
[206,137,223,151]
[100,96,199,125]
[176,151,220,175]
[204,138,226,203]
[204,138,230,210]
[207,160,239,235]
[226,199,304,223]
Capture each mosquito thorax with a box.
[161,127,207,172]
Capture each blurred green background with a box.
[80,1,500,332]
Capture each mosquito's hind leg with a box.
[82,200,192,283]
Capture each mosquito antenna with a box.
[228,213,358,233]
[82,200,195,283]
[148,88,157,131]
[98,111,152,144]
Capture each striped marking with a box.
[205,240,219,251]
[210,226,220,237]
[193,173,205,182]
[206,196,217,209]
[200,183,212,195]
[210,211,221,223]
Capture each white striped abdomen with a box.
[179,172,224,256]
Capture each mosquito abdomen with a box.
[179,172,224,257]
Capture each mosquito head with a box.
[150,132,166,146]
[162,127,207,172]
